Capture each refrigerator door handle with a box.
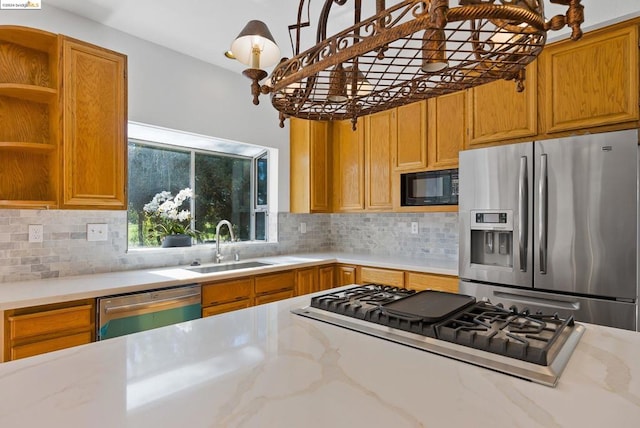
[518,156,528,272]
[539,153,548,274]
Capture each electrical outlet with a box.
[411,222,419,234]
[300,222,307,234]
[87,223,108,241]
[28,224,43,243]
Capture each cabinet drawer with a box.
[405,272,459,293]
[359,267,404,287]
[255,271,295,295]
[202,299,251,318]
[255,289,295,306]
[202,278,253,306]
[10,331,92,361]
[8,304,93,340]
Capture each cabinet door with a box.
[405,272,458,293]
[539,24,639,134]
[295,267,317,296]
[365,110,394,210]
[255,289,295,306]
[201,277,253,306]
[290,119,331,213]
[358,266,404,287]
[427,91,467,169]
[468,64,537,146]
[255,271,295,295]
[336,265,357,286]
[395,101,427,171]
[318,265,335,291]
[332,119,365,211]
[202,299,251,318]
[61,37,127,209]
[4,299,95,362]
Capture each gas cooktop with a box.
[291,284,585,387]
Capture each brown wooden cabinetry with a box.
[332,119,365,211]
[365,110,395,211]
[295,265,336,296]
[467,63,537,147]
[254,271,295,305]
[358,266,404,287]
[335,264,357,286]
[427,91,467,169]
[295,267,317,296]
[0,26,127,210]
[405,272,458,293]
[0,26,59,208]
[318,265,335,291]
[61,37,127,209]
[394,101,427,171]
[290,118,331,213]
[538,22,639,135]
[3,299,95,361]
[201,277,253,317]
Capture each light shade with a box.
[345,66,373,97]
[230,20,280,69]
[421,28,448,73]
[327,64,348,103]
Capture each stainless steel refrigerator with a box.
[458,129,638,331]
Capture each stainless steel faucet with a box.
[214,220,235,263]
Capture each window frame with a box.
[127,135,272,248]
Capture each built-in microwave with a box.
[401,169,459,206]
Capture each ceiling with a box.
[45,1,625,74]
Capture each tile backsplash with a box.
[0,209,458,283]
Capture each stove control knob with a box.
[508,305,518,313]
[522,308,530,316]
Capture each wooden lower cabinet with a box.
[3,299,95,362]
[405,272,459,293]
[296,265,337,296]
[335,264,357,286]
[255,271,296,305]
[255,289,295,306]
[358,266,405,287]
[202,299,252,317]
[318,265,335,291]
[295,267,317,296]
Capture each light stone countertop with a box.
[0,252,457,310]
[0,290,639,427]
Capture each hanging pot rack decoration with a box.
[230,0,584,129]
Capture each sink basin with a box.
[186,261,272,274]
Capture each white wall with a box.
[0,5,291,211]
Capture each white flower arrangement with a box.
[143,188,198,239]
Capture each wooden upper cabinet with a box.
[332,119,365,211]
[467,63,537,147]
[538,23,639,134]
[365,109,395,210]
[61,37,127,209]
[395,101,427,171]
[427,91,467,169]
[290,118,332,213]
[0,26,59,209]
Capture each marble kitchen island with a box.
[0,291,639,427]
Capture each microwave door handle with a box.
[518,156,528,272]
[539,154,548,274]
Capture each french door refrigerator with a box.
[458,129,638,331]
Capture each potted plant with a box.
[143,188,198,247]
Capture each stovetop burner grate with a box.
[436,302,575,366]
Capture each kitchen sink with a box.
[186,261,272,274]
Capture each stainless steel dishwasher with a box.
[97,284,201,340]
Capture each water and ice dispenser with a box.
[469,210,513,269]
